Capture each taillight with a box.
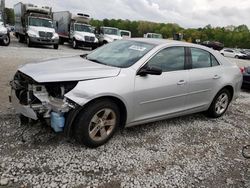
[240,67,246,73]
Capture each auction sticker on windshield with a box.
[129,45,147,52]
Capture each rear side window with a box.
[147,47,185,72]
[191,48,219,69]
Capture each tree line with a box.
[4,7,250,49]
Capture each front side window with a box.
[87,40,155,68]
[147,47,185,72]
[191,48,219,69]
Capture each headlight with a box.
[52,33,59,39]
[28,32,38,38]
[75,35,84,41]
[94,38,99,43]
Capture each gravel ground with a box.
[0,37,250,187]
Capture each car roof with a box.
[128,38,200,47]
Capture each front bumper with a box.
[10,89,38,120]
[29,36,59,45]
[76,40,99,47]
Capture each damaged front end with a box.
[10,71,79,132]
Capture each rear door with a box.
[186,47,221,110]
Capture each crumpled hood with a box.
[19,56,121,83]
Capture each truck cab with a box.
[14,3,59,49]
[96,26,122,45]
[53,12,98,49]
[0,11,10,46]
[144,33,163,39]
[120,30,131,39]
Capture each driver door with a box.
[133,47,189,122]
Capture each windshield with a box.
[29,17,53,28]
[103,28,120,36]
[75,24,92,33]
[86,40,155,68]
[121,31,130,36]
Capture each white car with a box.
[220,49,247,59]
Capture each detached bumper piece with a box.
[10,72,78,132]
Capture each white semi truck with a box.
[96,26,122,45]
[0,8,10,46]
[53,11,98,49]
[14,2,59,49]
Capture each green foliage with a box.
[90,19,250,49]
[4,8,14,25]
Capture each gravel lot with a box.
[0,36,250,187]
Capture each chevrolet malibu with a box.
[10,39,242,147]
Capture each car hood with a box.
[28,26,55,33]
[75,31,96,38]
[19,56,121,83]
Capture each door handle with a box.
[177,80,186,85]
[213,75,221,79]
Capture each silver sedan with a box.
[10,38,243,147]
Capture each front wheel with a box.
[26,36,32,47]
[53,44,59,49]
[2,35,10,46]
[235,55,239,59]
[72,39,78,49]
[73,100,120,148]
[207,89,231,118]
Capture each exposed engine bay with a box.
[10,71,78,125]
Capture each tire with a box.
[19,114,29,125]
[2,34,10,46]
[17,34,24,43]
[206,89,231,118]
[235,55,239,59]
[26,36,32,47]
[59,37,64,45]
[73,100,120,148]
[72,39,78,49]
[53,44,59,49]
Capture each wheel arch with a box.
[64,95,128,137]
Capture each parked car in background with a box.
[240,49,250,60]
[95,26,122,45]
[144,33,163,39]
[120,30,131,39]
[220,48,247,59]
[241,66,250,89]
[201,41,224,51]
[10,38,242,147]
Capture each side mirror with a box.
[137,65,162,76]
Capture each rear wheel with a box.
[74,100,120,148]
[207,89,231,118]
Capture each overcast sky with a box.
[5,0,250,28]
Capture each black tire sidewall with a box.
[74,100,120,148]
[208,89,231,118]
